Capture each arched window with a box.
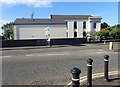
[66,21,68,29]
[93,23,96,28]
[74,21,77,29]
[83,21,86,29]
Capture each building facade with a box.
[13,15,102,40]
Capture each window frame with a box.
[83,21,86,29]
[66,21,68,29]
[93,22,96,29]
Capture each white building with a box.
[13,15,102,40]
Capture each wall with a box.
[67,21,74,38]
[88,17,101,32]
[67,20,84,38]
[1,38,87,47]
[14,25,66,40]
[77,20,83,38]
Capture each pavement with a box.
[1,42,119,51]
[65,71,120,87]
[91,74,120,87]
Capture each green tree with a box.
[94,24,120,40]
[109,25,120,38]
[1,22,14,40]
[94,29,110,39]
[100,29,110,39]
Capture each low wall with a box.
[1,38,87,47]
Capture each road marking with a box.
[26,54,33,57]
[65,71,118,87]
[38,54,49,56]
[48,53,68,56]
[37,53,69,57]
[86,52,106,55]
[1,56,11,58]
[96,51,108,53]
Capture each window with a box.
[74,32,77,37]
[93,23,96,28]
[74,21,77,29]
[66,32,68,37]
[66,21,68,29]
[83,31,86,38]
[83,21,86,29]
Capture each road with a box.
[1,43,119,85]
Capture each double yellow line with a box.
[65,71,118,87]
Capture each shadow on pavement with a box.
[109,78,120,82]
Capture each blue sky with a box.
[0,1,119,34]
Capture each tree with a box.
[95,24,120,40]
[101,22,110,29]
[109,25,120,39]
[94,29,110,39]
[1,22,14,40]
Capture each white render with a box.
[13,15,101,40]
[14,25,66,40]
[67,21,74,38]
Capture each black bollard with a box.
[71,67,81,87]
[104,55,109,81]
[87,58,93,87]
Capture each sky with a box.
[0,0,119,35]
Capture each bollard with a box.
[109,42,113,50]
[87,59,93,87]
[104,55,109,81]
[71,67,81,87]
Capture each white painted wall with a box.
[77,20,83,38]
[96,22,101,31]
[48,25,66,38]
[69,18,101,38]
[14,25,66,40]
[67,21,74,38]
[14,26,20,40]
[88,16,101,32]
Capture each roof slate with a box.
[51,15,92,20]
[14,18,66,25]
[13,15,99,25]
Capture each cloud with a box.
[55,0,118,2]
[1,0,118,8]
[1,0,53,8]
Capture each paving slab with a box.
[81,74,120,87]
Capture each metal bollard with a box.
[87,59,93,87]
[71,67,81,87]
[104,55,109,81]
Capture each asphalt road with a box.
[1,43,119,85]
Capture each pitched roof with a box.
[51,15,92,20]
[14,15,100,25]
[14,18,66,25]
